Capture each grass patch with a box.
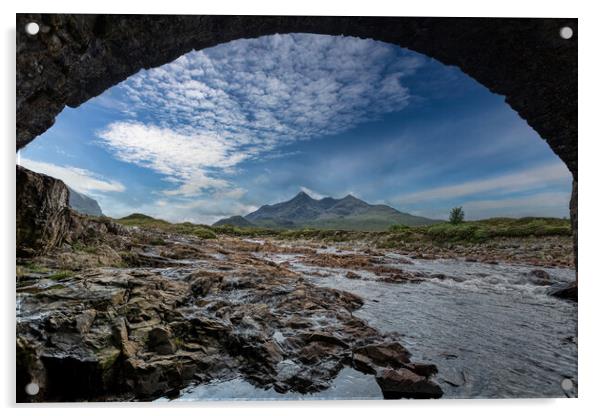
[421,217,571,243]
[116,213,172,229]
[71,242,100,254]
[211,224,281,238]
[16,262,51,276]
[47,270,75,280]
[116,214,217,240]
[389,224,410,232]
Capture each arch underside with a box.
[15,14,578,269]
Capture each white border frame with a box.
[2,1,600,415]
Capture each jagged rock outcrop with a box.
[17,165,72,256]
[17,166,126,257]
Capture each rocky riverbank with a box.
[17,225,448,402]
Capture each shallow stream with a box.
[171,251,577,400]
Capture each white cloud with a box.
[19,158,125,194]
[105,194,258,225]
[97,34,424,197]
[300,186,326,200]
[395,162,572,204]
[98,122,238,196]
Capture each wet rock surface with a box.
[17,227,447,402]
[549,281,578,301]
[376,368,443,399]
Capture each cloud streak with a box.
[395,162,571,204]
[19,158,125,194]
[462,192,570,213]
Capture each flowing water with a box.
[168,251,577,401]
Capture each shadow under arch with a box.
[15,14,578,275]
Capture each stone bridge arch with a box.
[16,14,578,271]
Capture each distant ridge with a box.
[212,215,256,228]
[213,191,440,231]
[68,187,103,216]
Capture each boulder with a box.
[526,269,552,286]
[189,272,222,297]
[147,327,176,355]
[17,165,71,256]
[549,281,578,301]
[376,368,443,399]
[404,362,438,378]
[345,271,361,279]
[353,342,411,369]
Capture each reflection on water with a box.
[162,367,382,401]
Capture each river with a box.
[166,249,578,401]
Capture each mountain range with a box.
[213,191,440,231]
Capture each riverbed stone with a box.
[376,368,443,399]
[147,327,177,355]
[353,342,411,368]
[549,281,578,301]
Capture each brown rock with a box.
[147,327,176,355]
[17,166,71,256]
[75,309,96,334]
[353,342,411,368]
[404,362,438,378]
[301,332,350,348]
[352,353,377,374]
[527,269,551,285]
[189,272,223,297]
[345,271,361,279]
[376,368,443,399]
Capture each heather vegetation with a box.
[117,213,571,245]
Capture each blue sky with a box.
[18,34,572,224]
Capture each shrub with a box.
[389,224,410,232]
[427,223,477,241]
[192,228,217,239]
[449,207,465,225]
